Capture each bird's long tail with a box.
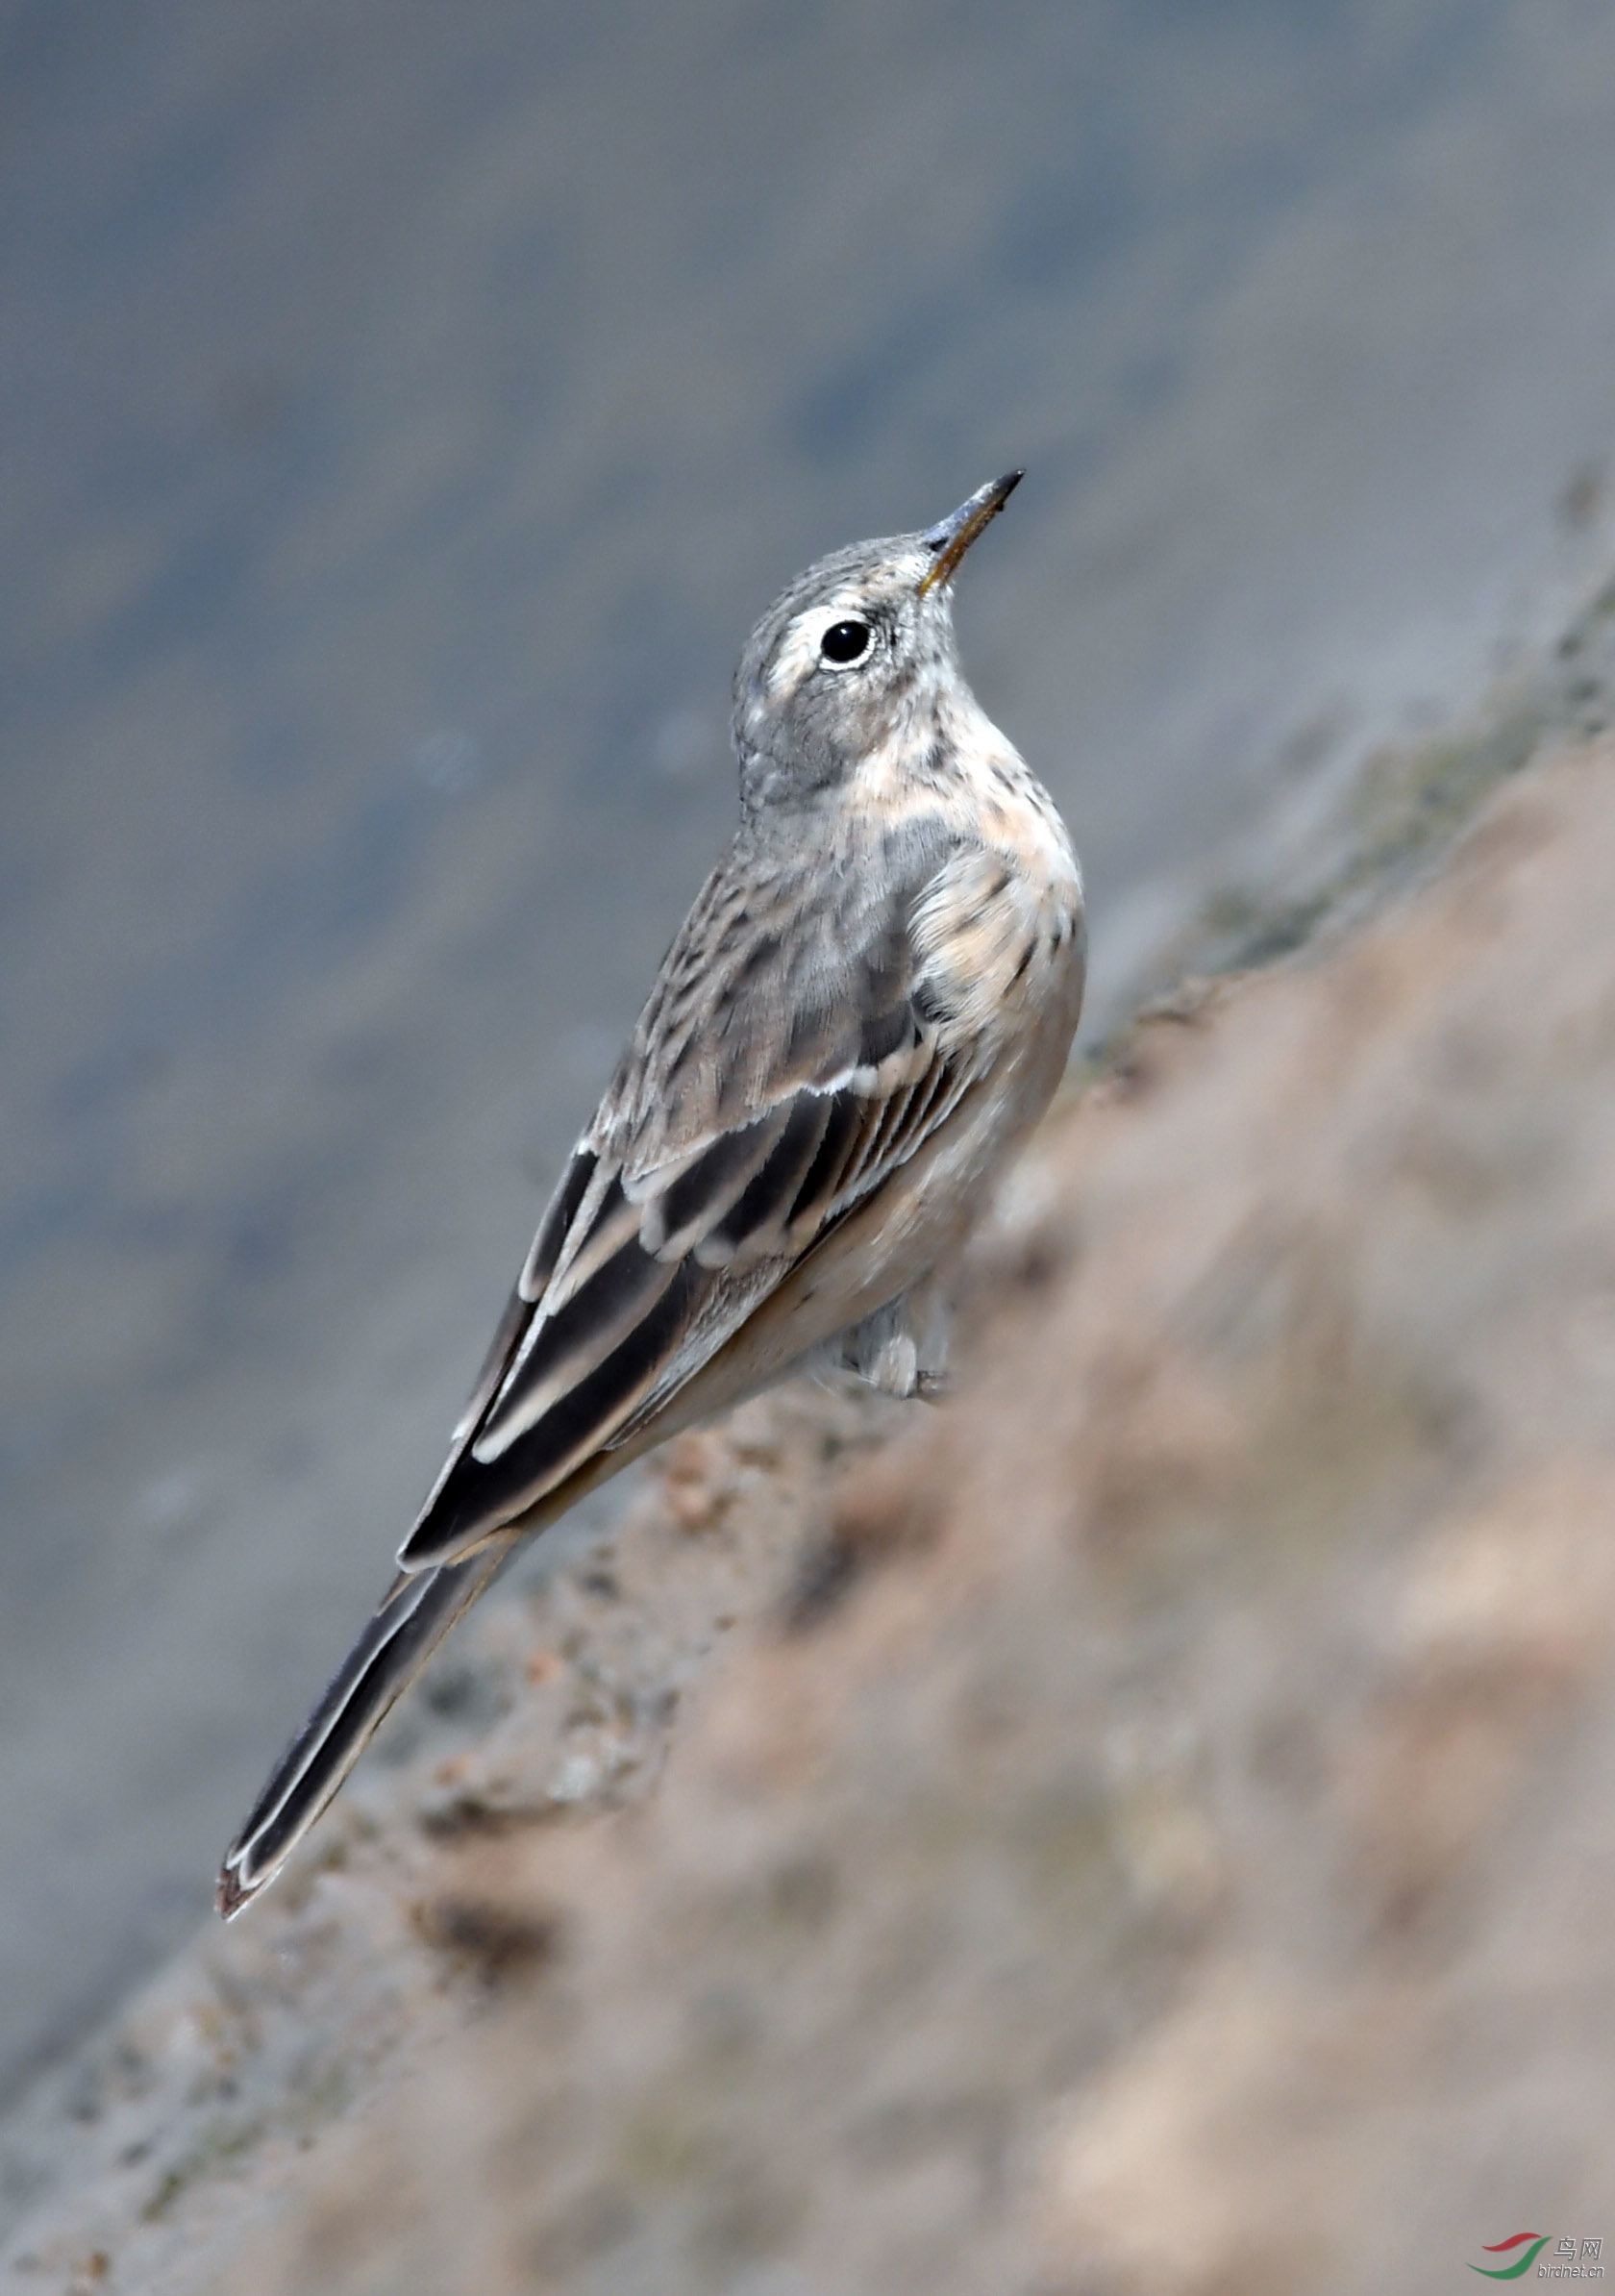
[216,1543,511,1918]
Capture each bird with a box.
[217,471,1084,1916]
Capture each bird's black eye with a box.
[819,619,872,665]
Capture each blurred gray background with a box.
[5,0,1615,2103]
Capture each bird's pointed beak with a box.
[916,469,1024,597]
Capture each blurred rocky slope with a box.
[11,659,1615,2291]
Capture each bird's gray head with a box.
[732,472,1022,812]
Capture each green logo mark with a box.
[1470,2235,1552,2279]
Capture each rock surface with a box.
[10,722,1615,2289]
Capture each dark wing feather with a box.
[405,1255,708,1561]
[405,1143,600,1535]
[517,1145,598,1301]
[645,1109,792,1257]
[700,1093,832,1266]
[785,1089,868,1230]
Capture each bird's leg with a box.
[834,1275,953,1402]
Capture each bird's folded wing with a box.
[399,842,987,1569]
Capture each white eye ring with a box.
[818,618,873,666]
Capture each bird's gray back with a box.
[594,805,964,1176]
